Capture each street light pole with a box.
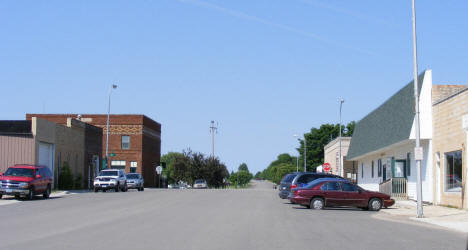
[106,84,117,169]
[339,99,344,177]
[304,136,307,172]
[411,0,423,218]
[293,134,299,172]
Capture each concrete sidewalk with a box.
[382,200,468,233]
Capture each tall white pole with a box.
[411,0,424,218]
[106,84,117,169]
[304,136,307,172]
[296,155,299,172]
[339,99,344,177]
[210,121,217,158]
[293,134,299,172]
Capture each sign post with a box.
[156,165,163,188]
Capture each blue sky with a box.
[1,0,467,174]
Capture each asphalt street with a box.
[0,180,467,250]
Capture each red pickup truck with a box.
[0,165,53,200]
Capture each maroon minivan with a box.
[290,178,394,211]
[0,165,53,200]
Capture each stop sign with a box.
[323,163,331,172]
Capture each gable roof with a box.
[347,72,425,160]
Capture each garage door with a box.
[38,142,54,181]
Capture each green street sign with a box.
[110,153,116,157]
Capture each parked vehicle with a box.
[94,169,127,192]
[0,164,53,200]
[278,172,300,199]
[193,179,208,189]
[290,178,395,211]
[279,172,343,200]
[126,173,144,191]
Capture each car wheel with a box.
[368,198,382,211]
[43,185,51,199]
[310,197,324,210]
[141,187,144,191]
[94,188,99,193]
[28,187,34,200]
[115,184,119,192]
[0,194,2,199]
[103,189,107,192]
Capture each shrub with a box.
[58,161,74,190]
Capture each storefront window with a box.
[445,151,462,192]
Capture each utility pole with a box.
[210,121,218,158]
[106,84,117,169]
[339,99,344,177]
[411,0,424,218]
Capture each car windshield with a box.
[99,171,119,176]
[195,179,205,184]
[3,168,35,177]
[281,174,297,183]
[127,174,139,179]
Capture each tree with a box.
[297,122,355,172]
[254,171,261,179]
[238,163,249,172]
[229,170,252,187]
[161,152,186,184]
[260,153,297,184]
[160,150,229,188]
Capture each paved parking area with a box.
[0,181,466,250]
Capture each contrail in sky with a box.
[179,0,376,56]
[297,0,397,28]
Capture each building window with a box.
[406,153,411,176]
[111,160,126,170]
[445,151,462,192]
[121,136,130,150]
[371,161,374,178]
[130,161,138,173]
[377,159,382,177]
[361,163,364,178]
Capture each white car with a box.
[126,173,144,191]
[94,169,127,192]
[193,179,208,189]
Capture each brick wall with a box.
[432,88,468,208]
[27,114,161,187]
[432,85,468,104]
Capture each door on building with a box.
[394,160,406,178]
[38,142,54,186]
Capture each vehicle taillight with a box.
[290,184,297,189]
[293,190,298,196]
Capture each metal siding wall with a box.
[0,135,35,172]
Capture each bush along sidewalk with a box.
[57,161,84,190]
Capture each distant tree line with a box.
[229,163,253,187]
[161,150,229,188]
[259,122,355,184]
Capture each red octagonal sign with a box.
[323,163,331,172]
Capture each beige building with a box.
[323,137,356,182]
[0,117,101,189]
[432,86,468,208]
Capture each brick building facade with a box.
[26,114,161,187]
[432,86,468,208]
